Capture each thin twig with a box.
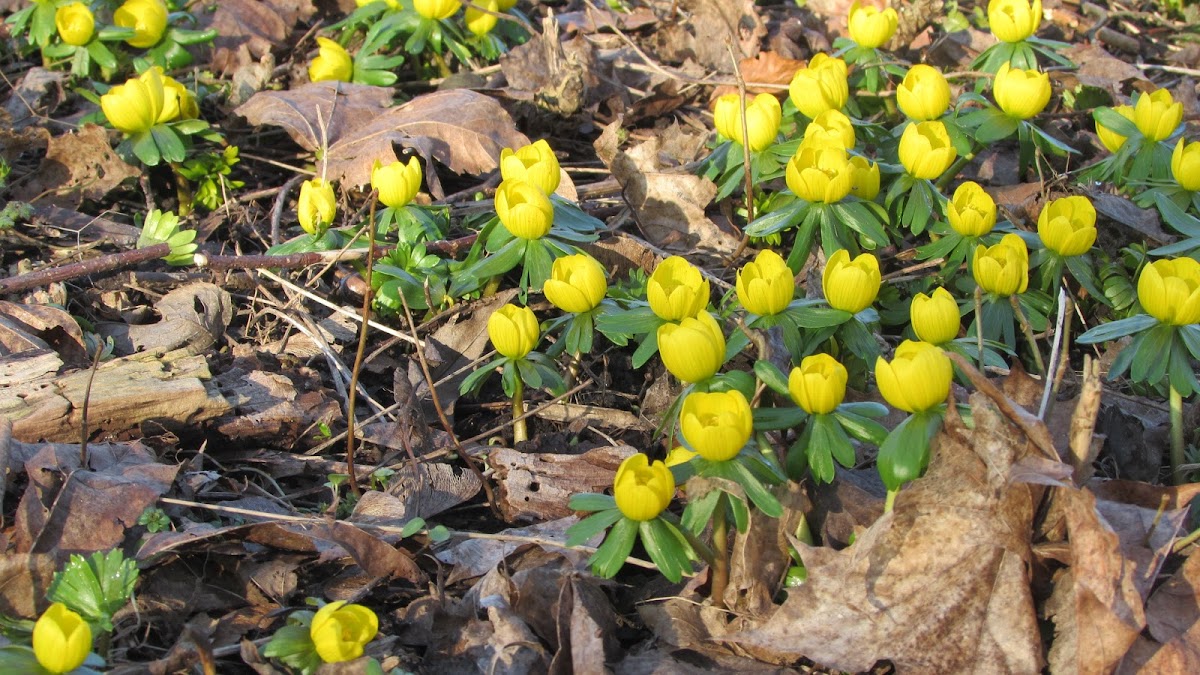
[79,344,104,468]
[0,243,170,295]
[344,195,380,498]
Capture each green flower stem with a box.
[512,376,528,444]
[975,286,985,367]
[1010,295,1045,375]
[710,492,730,610]
[934,152,976,192]
[1170,384,1186,485]
[884,488,898,514]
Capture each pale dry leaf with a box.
[233,81,393,155]
[14,124,140,205]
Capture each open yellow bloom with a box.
[465,0,499,36]
[899,120,957,180]
[1095,104,1135,153]
[310,601,378,663]
[789,53,848,119]
[153,69,198,123]
[788,353,847,415]
[1138,258,1200,326]
[680,390,753,461]
[946,181,996,237]
[993,63,1051,120]
[823,249,880,314]
[613,453,674,521]
[1134,89,1183,143]
[33,603,91,674]
[55,2,94,46]
[988,0,1041,43]
[309,37,353,83]
[1172,139,1200,192]
[544,254,607,313]
[114,0,168,49]
[803,109,855,150]
[648,256,709,321]
[910,287,960,345]
[658,311,725,384]
[897,64,951,121]
[372,157,423,208]
[1037,195,1096,257]
[875,340,953,413]
[736,249,794,316]
[414,0,460,20]
[500,139,560,195]
[786,143,854,204]
[101,69,166,135]
[973,233,1029,296]
[713,93,782,152]
[848,1,898,48]
[298,178,337,236]
[495,179,553,239]
[849,156,880,200]
[488,304,539,359]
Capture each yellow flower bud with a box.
[372,157,423,208]
[414,0,460,20]
[736,249,794,316]
[822,249,881,314]
[988,0,1042,43]
[972,233,1029,296]
[1134,89,1183,143]
[298,179,337,236]
[946,181,996,237]
[910,287,960,345]
[664,446,697,467]
[849,155,880,200]
[993,63,1051,120]
[789,53,849,119]
[113,0,168,49]
[647,256,709,321]
[713,93,782,152]
[310,601,378,663]
[544,254,607,313]
[786,143,854,204]
[803,109,855,150]
[309,37,353,83]
[788,353,847,415]
[613,453,674,521]
[1037,195,1096,257]
[101,69,166,135]
[848,1,898,49]
[499,139,560,195]
[680,389,753,462]
[875,340,953,413]
[495,179,553,239]
[658,311,725,384]
[897,64,951,121]
[55,2,94,46]
[33,603,91,674]
[154,69,198,124]
[488,304,539,359]
[1095,105,1134,154]
[465,0,499,36]
[1138,258,1200,326]
[898,120,957,180]
[1173,139,1200,192]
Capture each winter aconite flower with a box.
[1095,105,1134,153]
[32,603,91,675]
[499,139,561,195]
[465,0,499,37]
[55,2,94,46]
[113,0,168,49]
[372,157,423,208]
[823,249,881,314]
[298,178,337,236]
[154,68,198,123]
[803,109,855,150]
[847,1,898,49]
[495,179,554,239]
[1137,258,1200,326]
[658,311,725,384]
[1172,139,1200,192]
[897,64,951,121]
[789,53,849,119]
[898,120,957,180]
[613,453,674,521]
[993,63,1051,120]
[101,68,165,135]
[849,156,881,200]
[988,0,1041,43]
[648,256,709,321]
[1037,195,1096,257]
[946,181,997,237]
[309,37,353,83]
[680,390,754,462]
[910,287,960,345]
[736,249,794,317]
[544,254,607,313]
[1134,89,1183,143]
[786,143,854,204]
[788,353,847,415]
[973,233,1029,297]
[414,0,460,20]
[875,340,953,413]
[488,304,539,359]
[712,93,782,152]
[310,601,379,664]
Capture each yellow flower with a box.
[298,178,337,236]
[465,0,499,36]
[786,143,854,204]
[788,353,847,415]
[101,69,165,135]
[1172,139,1200,192]
[849,156,880,200]
[736,249,794,316]
[154,69,198,124]
[803,109,855,150]
[495,179,553,239]
[55,2,94,46]
[372,157,423,208]
[823,249,881,313]
[988,0,1042,43]
[1037,195,1096,257]
[898,120,957,180]
[488,304,539,359]
[544,254,607,313]
[414,0,460,20]
[1138,258,1200,326]
[1095,104,1135,153]
[33,603,91,674]
[500,139,560,195]
[713,93,782,152]
[875,340,953,413]
[658,311,725,384]
[664,446,697,467]
[309,37,353,83]
[897,64,951,121]
[680,390,753,462]
[848,1,898,49]
[613,454,674,521]
[910,287,960,345]
[946,181,996,237]
[113,0,168,49]
[993,63,1051,120]
[1134,89,1183,143]
[647,256,709,321]
[972,233,1029,296]
[789,53,849,119]
[310,601,379,663]
[496,0,517,8]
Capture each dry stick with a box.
[726,39,755,266]
[1053,293,1076,396]
[1038,287,1070,420]
[1010,295,1046,375]
[944,350,1060,461]
[343,197,380,499]
[195,233,479,271]
[78,343,104,468]
[0,243,170,295]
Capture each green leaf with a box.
[639,518,692,582]
[565,507,623,546]
[568,492,618,513]
[974,110,1020,144]
[754,405,807,431]
[428,525,452,542]
[744,201,806,237]
[523,238,555,290]
[876,411,942,491]
[839,316,880,362]
[399,517,426,538]
[589,517,638,578]
[1093,106,1140,138]
[130,131,161,166]
[784,305,852,329]
[1131,323,1173,385]
[833,408,889,445]
[1076,314,1157,344]
[1179,324,1200,361]
[681,488,721,535]
[812,413,856,468]
[47,550,139,632]
[754,360,791,396]
[151,125,187,163]
[451,237,525,295]
[595,304,664,335]
[729,459,783,518]
[458,355,504,395]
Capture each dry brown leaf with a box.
[14,124,140,205]
[711,51,803,99]
[97,283,232,356]
[203,0,315,74]
[0,553,57,619]
[435,516,587,585]
[349,463,481,523]
[233,81,392,155]
[651,0,764,72]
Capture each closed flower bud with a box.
[114,0,168,49]
[55,2,94,46]
[1134,89,1183,143]
[789,53,849,119]
[500,139,560,195]
[875,340,953,413]
[786,143,854,204]
[310,601,378,663]
[658,311,725,384]
[845,156,879,201]
[848,1,898,49]
[488,304,539,359]
[414,0,460,20]
[993,63,1051,120]
[298,178,337,236]
[899,120,957,180]
[713,93,782,152]
[736,249,794,316]
[32,603,91,674]
[972,233,1029,296]
[309,37,353,83]
[822,249,881,313]
[946,181,997,237]
[988,0,1041,43]
[1095,105,1135,153]
[648,256,709,321]
[544,253,607,313]
[1138,258,1200,326]
[1037,195,1096,257]
[680,389,753,461]
[101,69,165,135]
[613,453,674,521]
[664,446,697,467]
[465,0,499,36]
[910,287,960,345]
[1172,139,1200,192]
[897,64,951,121]
[803,109,855,150]
[495,179,553,239]
[788,353,847,415]
[372,157,423,208]
[155,69,198,123]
